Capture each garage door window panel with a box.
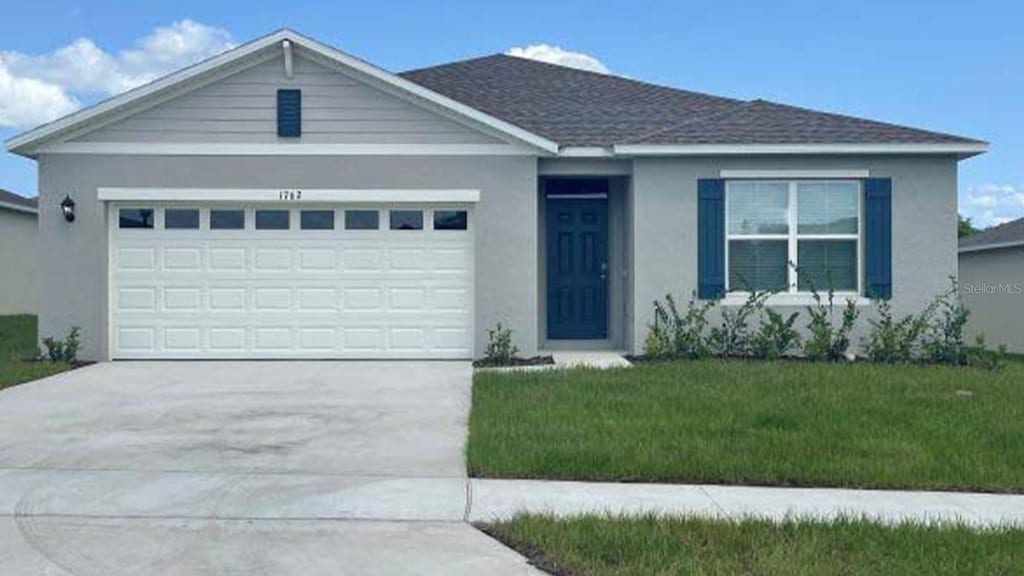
[434,210,468,231]
[165,209,200,230]
[211,210,245,230]
[255,210,291,230]
[301,210,335,230]
[390,210,423,231]
[120,208,155,229]
[345,210,379,230]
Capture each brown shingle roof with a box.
[400,55,982,148]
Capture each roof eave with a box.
[959,240,1024,254]
[0,200,38,215]
[611,142,989,158]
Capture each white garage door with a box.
[109,203,474,359]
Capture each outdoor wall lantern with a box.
[60,195,76,222]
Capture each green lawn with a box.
[482,514,1024,576]
[469,359,1024,492]
[0,315,70,391]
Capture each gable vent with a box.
[277,89,301,138]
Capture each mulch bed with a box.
[472,356,555,369]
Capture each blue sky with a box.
[1,0,1020,227]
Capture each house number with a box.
[278,189,303,200]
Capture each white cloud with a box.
[0,20,235,128]
[506,44,609,74]
[961,183,1024,228]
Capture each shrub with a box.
[750,305,801,360]
[922,278,971,365]
[645,292,714,359]
[484,323,519,365]
[964,334,1008,371]
[863,300,934,363]
[709,290,768,357]
[803,287,859,362]
[41,326,81,364]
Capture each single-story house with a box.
[4,29,986,361]
[959,217,1024,353]
[0,189,38,315]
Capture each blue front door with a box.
[546,196,608,340]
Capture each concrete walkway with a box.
[468,479,1024,528]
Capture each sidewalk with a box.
[467,478,1024,527]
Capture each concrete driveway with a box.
[0,362,538,575]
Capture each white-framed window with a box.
[726,180,861,295]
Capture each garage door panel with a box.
[111,203,474,359]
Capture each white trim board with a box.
[37,142,540,156]
[97,188,481,203]
[720,169,870,179]
[5,29,559,157]
[614,143,988,157]
[0,201,38,215]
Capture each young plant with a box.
[923,277,971,365]
[708,289,768,357]
[645,292,714,359]
[750,305,801,360]
[862,300,934,363]
[484,322,519,365]
[801,275,859,362]
[41,326,81,364]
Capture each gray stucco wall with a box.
[630,155,960,355]
[959,246,1024,353]
[37,154,538,360]
[0,208,38,315]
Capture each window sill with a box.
[720,293,874,307]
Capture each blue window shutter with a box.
[698,179,726,299]
[277,89,301,138]
[864,178,892,299]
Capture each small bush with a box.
[41,326,81,364]
[709,290,767,357]
[923,278,971,365]
[750,305,801,360]
[919,277,1006,369]
[484,323,519,365]
[803,287,859,362]
[863,300,934,363]
[645,292,714,360]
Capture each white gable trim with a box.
[959,240,1024,254]
[5,29,559,157]
[35,142,539,156]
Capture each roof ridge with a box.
[623,100,756,144]
[402,53,745,106]
[399,53,507,76]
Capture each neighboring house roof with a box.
[4,29,986,158]
[959,217,1024,253]
[0,189,38,215]
[401,54,986,155]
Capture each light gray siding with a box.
[0,208,38,315]
[630,155,960,354]
[38,154,538,361]
[959,247,1024,353]
[73,53,506,145]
